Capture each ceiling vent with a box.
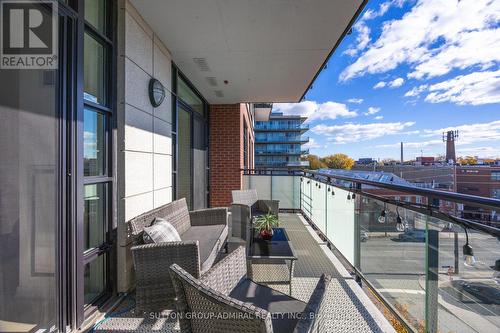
[214,90,224,98]
[205,77,218,87]
[193,58,210,72]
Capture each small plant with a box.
[255,213,279,240]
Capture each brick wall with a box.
[209,104,254,207]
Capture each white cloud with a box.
[378,120,500,151]
[424,70,500,105]
[365,106,381,115]
[303,138,322,149]
[423,120,500,145]
[311,121,415,144]
[457,146,500,157]
[388,77,405,88]
[374,115,384,120]
[377,140,442,149]
[347,98,364,104]
[340,0,500,82]
[373,81,387,89]
[404,84,428,97]
[404,70,500,105]
[344,1,403,57]
[273,101,357,123]
[344,22,371,57]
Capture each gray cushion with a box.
[229,279,306,333]
[180,224,227,271]
[143,218,181,244]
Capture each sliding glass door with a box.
[173,70,208,209]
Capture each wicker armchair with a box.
[170,246,331,333]
[130,198,228,312]
[231,189,279,240]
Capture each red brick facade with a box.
[209,104,254,207]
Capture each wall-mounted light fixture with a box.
[149,78,165,107]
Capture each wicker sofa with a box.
[170,246,331,333]
[129,198,228,312]
[230,189,279,240]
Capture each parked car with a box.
[396,229,426,242]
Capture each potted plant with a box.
[255,213,279,240]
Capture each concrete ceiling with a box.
[131,0,366,104]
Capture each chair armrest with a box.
[170,262,273,333]
[293,274,332,333]
[230,203,252,240]
[189,207,228,226]
[200,246,247,295]
[257,199,280,215]
[132,241,201,280]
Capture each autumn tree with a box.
[302,154,327,170]
[321,153,355,170]
[457,156,477,165]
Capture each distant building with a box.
[356,158,377,165]
[319,169,428,231]
[456,166,500,224]
[415,156,435,166]
[254,112,310,168]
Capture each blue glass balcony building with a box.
[254,112,310,168]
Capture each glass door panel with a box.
[177,106,192,208]
[0,17,61,333]
[193,114,207,210]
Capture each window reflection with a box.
[84,109,105,176]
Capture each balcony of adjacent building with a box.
[255,135,310,144]
[255,122,310,134]
[255,148,310,156]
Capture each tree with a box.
[321,153,355,170]
[303,154,327,170]
[457,156,477,165]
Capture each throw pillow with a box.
[143,218,181,244]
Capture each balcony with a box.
[87,168,500,333]
[238,169,500,333]
[255,148,309,155]
[255,123,310,133]
[255,136,310,144]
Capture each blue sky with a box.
[274,0,500,161]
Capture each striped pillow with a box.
[143,218,181,244]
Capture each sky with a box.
[273,0,500,161]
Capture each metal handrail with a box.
[242,168,500,209]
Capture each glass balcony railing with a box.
[254,123,309,131]
[255,148,309,155]
[242,169,500,333]
[255,136,309,143]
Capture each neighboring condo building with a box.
[254,112,310,168]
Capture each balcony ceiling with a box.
[130,0,366,104]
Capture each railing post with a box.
[425,198,439,333]
[353,182,361,282]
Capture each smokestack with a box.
[443,130,458,163]
[400,142,404,163]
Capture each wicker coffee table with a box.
[247,227,297,295]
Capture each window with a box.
[84,109,106,176]
[85,0,106,35]
[492,189,500,199]
[178,76,204,115]
[82,0,113,308]
[492,171,500,181]
[84,33,106,105]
